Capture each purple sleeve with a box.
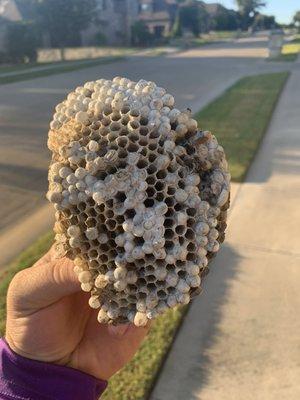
[0,338,107,400]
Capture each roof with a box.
[204,3,223,15]
[15,0,36,20]
[140,0,177,6]
[139,10,171,22]
[0,0,36,21]
[0,0,21,21]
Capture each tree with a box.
[171,13,182,38]
[174,2,208,37]
[209,5,239,31]
[236,0,266,30]
[252,13,277,30]
[5,21,39,63]
[198,2,210,33]
[179,4,200,36]
[36,0,97,59]
[131,21,153,47]
[294,11,300,32]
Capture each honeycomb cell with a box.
[47,76,230,327]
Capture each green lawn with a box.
[272,36,300,61]
[0,231,54,335]
[195,72,289,182]
[0,63,46,74]
[0,47,176,85]
[0,71,289,399]
[191,30,248,47]
[102,306,187,400]
[203,30,245,40]
[280,42,300,61]
[0,56,124,85]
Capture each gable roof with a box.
[0,0,22,21]
[139,10,170,22]
[204,2,225,15]
[15,0,36,20]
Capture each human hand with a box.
[5,247,150,380]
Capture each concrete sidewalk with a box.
[150,72,300,398]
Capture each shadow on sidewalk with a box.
[150,244,243,400]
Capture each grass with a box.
[0,46,176,85]
[0,231,54,335]
[272,35,300,61]
[0,71,289,398]
[0,56,124,85]
[281,42,300,61]
[0,62,48,74]
[0,46,140,77]
[195,72,289,182]
[191,30,248,47]
[102,306,187,400]
[203,30,244,40]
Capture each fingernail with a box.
[108,324,130,337]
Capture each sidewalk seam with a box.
[229,242,300,258]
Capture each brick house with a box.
[81,0,140,46]
[0,0,140,48]
[138,0,177,38]
[0,0,21,51]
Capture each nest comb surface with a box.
[47,77,230,327]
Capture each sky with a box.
[205,0,299,24]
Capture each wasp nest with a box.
[47,77,230,327]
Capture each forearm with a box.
[0,339,107,400]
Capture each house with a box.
[0,0,21,21]
[0,0,21,51]
[0,0,140,48]
[81,0,140,46]
[0,0,38,51]
[138,0,178,38]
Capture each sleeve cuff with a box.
[0,338,107,400]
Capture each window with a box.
[98,0,108,11]
[113,0,125,13]
[153,0,165,12]
[141,4,151,12]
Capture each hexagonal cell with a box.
[47,76,230,327]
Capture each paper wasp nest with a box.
[47,77,230,327]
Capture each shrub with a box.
[0,51,10,64]
[94,31,107,46]
[5,22,39,64]
[131,21,153,47]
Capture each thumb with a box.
[8,251,81,313]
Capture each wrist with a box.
[4,333,29,360]
[0,338,107,400]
